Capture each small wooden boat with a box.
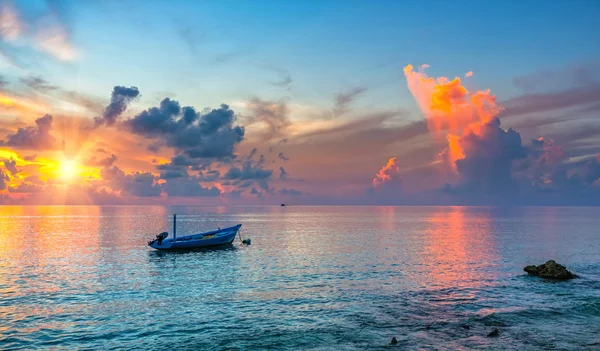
[148,214,242,250]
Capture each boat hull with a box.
[149,224,241,251]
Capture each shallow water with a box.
[1,206,599,350]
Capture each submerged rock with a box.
[487,328,500,337]
[524,260,577,280]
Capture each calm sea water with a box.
[1,206,599,350]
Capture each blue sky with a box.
[28,0,600,114]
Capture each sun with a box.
[59,160,77,181]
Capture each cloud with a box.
[0,75,7,90]
[162,174,221,197]
[404,64,529,193]
[243,98,291,141]
[265,65,292,90]
[0,169,6,190]
[0,1,21,41]
[0,114,60,150]
[21,76,58,92]
[85,154,117,168]
[453,118,527,193]
[404,64,500,142]
[126,97,244,160]
[33,10,77,61]
[1,157,18,175]
[225,160,273,180]
[465,71,473,78]
[18,75,105,113]
[279,188,305,196]
[329,87,366,118]
[279,166,287,180]
[106,167,161,197]
[123,176,160,197]
[583,156,600,185]
[95,86,140,126]
[500,84,600,119]
[372,157,402,189]
[512,62,600,93]
[277,152,289,161]
[0,1,77,61]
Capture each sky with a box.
[1,0,599,205]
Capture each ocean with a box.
[1,206,599,350]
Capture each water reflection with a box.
[420,207,498,289]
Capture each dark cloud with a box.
[1,158,18,175]
[277,152,289,161]
[101,166,161,197]
[199,170,220,182]
[95,86,140,126]
[161,175,221,197]
[453,118,527,193]
[279,166,287,180]
[225,160,273,180]
[159,170,186,180]
[120,172,161,197]
[126,98,244,160]
[582,156,600,185]
[0,114,60,150]
[0,170,6,190]
[248,148,257,160]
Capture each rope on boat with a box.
[238,228,251,245]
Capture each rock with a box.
[487,328,500,337]
[390,337,398,345]
[460,324,470,330]
[523,260,577,280]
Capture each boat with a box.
[148,214,242,250]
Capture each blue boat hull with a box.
[149,224,241,250]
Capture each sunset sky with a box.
[1,0,599,205]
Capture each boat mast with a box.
[173,214,177,239]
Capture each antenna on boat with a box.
[173,214,177,239]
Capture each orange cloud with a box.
[373,157,401,188]
[0,92,49,117]
[403,64,502,167]
[465,71,473,78]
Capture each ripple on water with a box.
[1,206,599,350]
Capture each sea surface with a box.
[1,206,599,350]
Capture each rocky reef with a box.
[524,260,577,280]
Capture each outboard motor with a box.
[148,232,169,246]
